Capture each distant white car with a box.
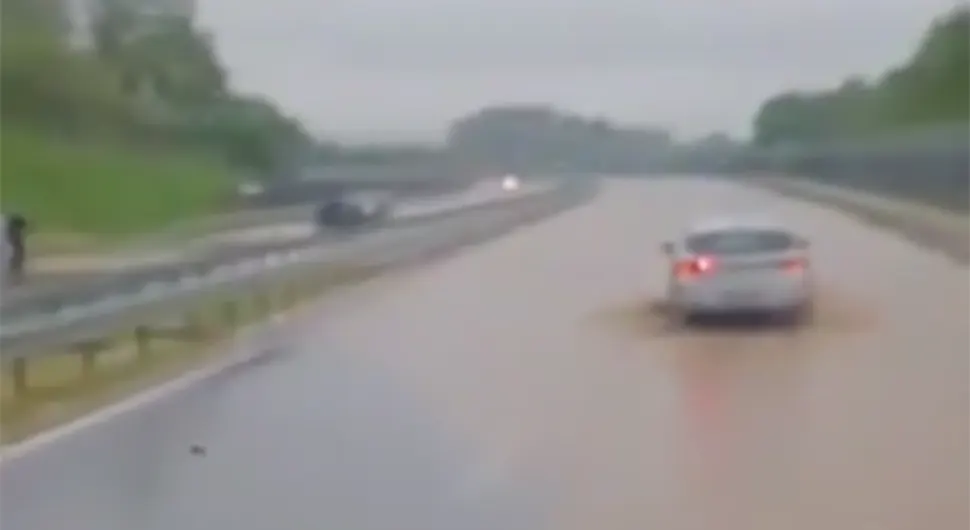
[501,174,521,191]
[237,181,264,197]
[660,217,815,326]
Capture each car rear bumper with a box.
[672,289,810,315]
[679,301,807,317]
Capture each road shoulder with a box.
[747,176,969,264]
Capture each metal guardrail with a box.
[1,185,551,323]
[0,181,593,358]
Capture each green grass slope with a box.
[0,125,233,242]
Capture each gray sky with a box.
[198,0,960,144]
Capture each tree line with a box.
[1,0,321,179]
[435,7,967,174]
[752,6,969,148]
[13,0,957,180]
[444,105,680,173]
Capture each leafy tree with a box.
[1,0,130,132]
[752,6,969,147]
[3,0,461,184]
[882,7,969,125]
[91,1,225,104]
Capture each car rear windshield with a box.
[685,229,795,255]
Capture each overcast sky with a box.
[197,0,960,144]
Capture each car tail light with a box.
[780,257,808,273]
[674,255,717,279]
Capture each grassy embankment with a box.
[0,125,233,254]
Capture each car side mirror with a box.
[660,241,674,255]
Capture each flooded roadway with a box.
[1,178,967,530]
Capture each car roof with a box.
[685,215,790,236]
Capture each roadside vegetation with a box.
[0,0,314,240]
[751,6,969,147]
[743,7,969,213]
[1,126,230,236]
[411,9,969,175]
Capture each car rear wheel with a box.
[798,300,816,326]
[776,301,814,328]
[665,306,698,330]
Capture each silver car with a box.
[660,217,815,326]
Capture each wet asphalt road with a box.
[1,178,967,530]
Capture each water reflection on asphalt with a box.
[0,333,542,530]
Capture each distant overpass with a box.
[239,161,480,208]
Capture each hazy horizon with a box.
[198,0,961,144]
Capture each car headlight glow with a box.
[501,174,521,191]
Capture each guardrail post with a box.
[270,288,282,310]
[78,341,100,377]
[280,284,293,307]
[135,325,151,359]
[187,314,207,341]
[222,300,238,330]
[255,291,272,316]
[11,359,28,396]
[285,282,300,306]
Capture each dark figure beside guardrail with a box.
[3,213,28,285]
